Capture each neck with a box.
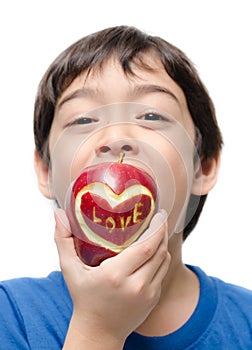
[135,234,200,336]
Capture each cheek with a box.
[168,159,192,234]
[49,131,99,207]
[155,141,195,235]
[70,138,98,179]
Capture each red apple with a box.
[65,154,158,266]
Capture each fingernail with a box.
[147,209,168,234]
[54,208,71,232]
[130,209,168,246]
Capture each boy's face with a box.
[46,55,203,234]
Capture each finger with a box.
[145,251,170,308]
[132,228,169,285]
[151,250,170,286]
[106,210,168,276]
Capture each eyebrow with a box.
[56,83,180,111]
[56,87,101,111]
[131,84,180,103]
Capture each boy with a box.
[1,25,252,349]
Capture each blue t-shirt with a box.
[0,265,252,349]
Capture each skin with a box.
[34,54,220,349]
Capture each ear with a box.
[191,152,221,196]
[34,150,55,199]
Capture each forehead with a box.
[58,56,186,105]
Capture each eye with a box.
[139,113,166,121]
[69,116,97,126]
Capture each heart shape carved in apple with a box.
[65,154,158,266]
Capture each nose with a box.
[96,139,139,157]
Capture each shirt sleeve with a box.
[0,284,30,350]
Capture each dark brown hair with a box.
[34,25,223,240]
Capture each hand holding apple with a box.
[65,154,158,266]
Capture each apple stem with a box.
[118,152,125,164]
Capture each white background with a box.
[0,0,251,289]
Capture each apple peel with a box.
[65,155,158,265]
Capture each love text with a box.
[92,202,144,233]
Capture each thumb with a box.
[54,208,71,238]
[54,208,77,262]
[54,209,91,278]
